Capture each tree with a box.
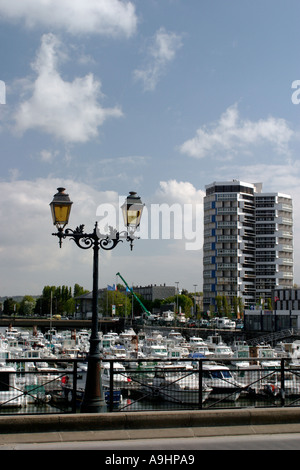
[162,294,193,316]
[73,283,89,298]
[19,296,36,316]
[215,295,231,317]
[99,290,131,317]
[222,296,231,316]
[3,298,19,315]
[215,295,223,316]
[36,284,85,316]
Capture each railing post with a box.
[109,360,114,412]
[72,360,78,413]
[281,358,285,407]
[198,360,203,410]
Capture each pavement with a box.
[1,407,300,447]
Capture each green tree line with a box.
[2,283,89,316]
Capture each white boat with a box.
[205,334,234,359]
[151,363,212,404]
[101,362,132,392]
[188,337,206,350]
[168,330,184,343]
[0,363,27,408]
[168,346,190,359]
[188,345,214,359]
[143,343,169,359]
[161,310,175,323]
[202,363,243,402]
[107,344,127,360]
[249,345,280,369]
[119,329,136,342]
[270,371,300,397]
[234,362,282,398]
[210,344,234,359]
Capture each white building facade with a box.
[203,181,293,313]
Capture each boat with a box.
[168,330,185,343]
[0,363,27,408]
[202,362,244,402]
[60,362,123,407]
[206,334,234,359]
[142,343,169,359]
[168,346,190,359]
[249,345,280,369]
[210,344,234,359]
[188,345,214,359]
[188,336,207,350]
[101,361,133,394]
[104,390,123,408]
[269,371,300,397]
[106,344,127,360]
[149,363,212,404]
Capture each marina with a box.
[1,324,300,414]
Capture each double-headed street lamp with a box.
[50,187,144,413]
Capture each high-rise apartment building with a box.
[203,181,293,312]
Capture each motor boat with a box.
[202,363,243,402]
[150,363,212,405]
[0,363,27,408]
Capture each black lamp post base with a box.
[80,397,106,414]
[80,355,106,413]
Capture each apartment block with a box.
[203,180,293,312]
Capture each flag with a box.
[107,284,117,291]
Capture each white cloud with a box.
[1,172,300,297]
[39,149,59,163]
[0,178,122,295]
[156,180,204,205]
[134,27,183,91]
[0,0,137,37]
[13,33,123,143]
[180,104,294,159]
[0,178,204,296]
[147,180,204,251]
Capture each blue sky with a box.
[1,0,300,297]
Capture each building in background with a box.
[203,180,293,314]
[132,284,175,302]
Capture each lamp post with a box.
[193,284,197,317]
[50,187,144,413]
[175,281,179,314]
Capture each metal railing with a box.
[0,358,80,414]
[105,358,300,412]
[1,357,300,414]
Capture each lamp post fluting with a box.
[50,188,144,413]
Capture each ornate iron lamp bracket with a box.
[52,221,139,251]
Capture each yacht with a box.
[202,363,243,402]
[151,363,212,405]
[142,343,169,359]
[188,337,207,350]
[101,361,132,393]
[0,363,27,408]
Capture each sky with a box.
[1,0,300,298]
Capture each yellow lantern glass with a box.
[50,187,73,229]
[122,192,144,229]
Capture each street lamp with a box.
[49,187,73,234]
[121,191,144,231]
[50,187,144,413]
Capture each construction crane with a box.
[116,272,151,317]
